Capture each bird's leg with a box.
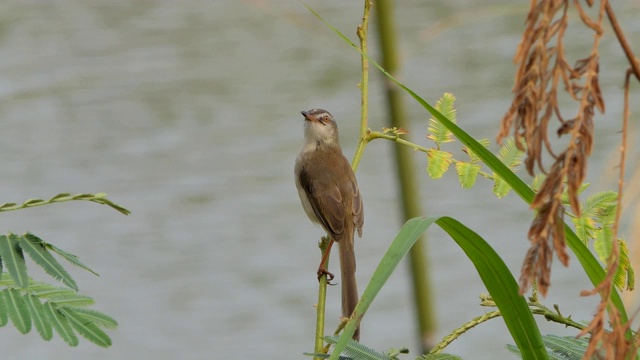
[317,238,336,284]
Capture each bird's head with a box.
[301,108,340,147]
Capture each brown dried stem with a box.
[605,3,640,82]
[578,239,636,359]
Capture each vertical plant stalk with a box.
[314,238,330,359]
[577,69,634,359]
[373,0,436,351]
[612,66,634,239]
[351,0,372,171]
[313,2,371,354]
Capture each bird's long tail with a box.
[339,232,359,341]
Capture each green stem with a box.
[367,131,430,153]
[369,131,498,183]
[528,302,585,330]
[430,302,584,355]
[314,238,331,359]
[351,0,372,172]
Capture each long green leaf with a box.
[305,6,627,324]
[19,234,78,291]
[60,307,112,347]
[24,293,52,340]
[330,217,436,359]
[435,217,545,359]
[44,301,78,346]
[332,217,545,360]
[3,288,31,334]
[0,234,29,288]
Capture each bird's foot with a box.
[317,267,336,285]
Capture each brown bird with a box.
[294,108,364,341]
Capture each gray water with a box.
[1,1,639,359]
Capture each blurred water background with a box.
[0,1,639,359]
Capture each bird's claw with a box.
[317,268,336,285]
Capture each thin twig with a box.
[613,69,632,239]
[367,131,430,153]
[605,3,640,81]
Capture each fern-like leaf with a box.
[419,354,463,360]
[508,334,593,359]
[31,286,79,299]
[531,174,546,192]
[0,274,116,346]
[62,306,118,329]
[544,334,592,359]
[493,176,511,198]
[614,240,634,291]
[0,234,29,288]
[464,138,490,163]
[593,227,614,264]
[44,242,99,276]
[60,307,112,347]
[427,149,453,179]
[0,192,130,215]
[427,93,456,147]
[0,290,7,327]
[571,216,595,244]
[323,336,388,360]
[491,137,525,198]
[560,183,591,207]
[24,293,52,340]
[455,162,481,189]
[19,234,78,291]
[46,294,95,307]
[44,301,78,346]
[581,191,617,218]
[3,288,31,334]
[497,137,524,168]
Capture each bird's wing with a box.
[298,167,346,240]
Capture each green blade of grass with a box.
[330,216,546,360]
[330,217,435,359]
[435,216,545,359]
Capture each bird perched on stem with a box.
[294,108,364,341]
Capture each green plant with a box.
[0,193,128,347]
[301,1,638,359]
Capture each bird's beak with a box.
[301,111,317,123]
